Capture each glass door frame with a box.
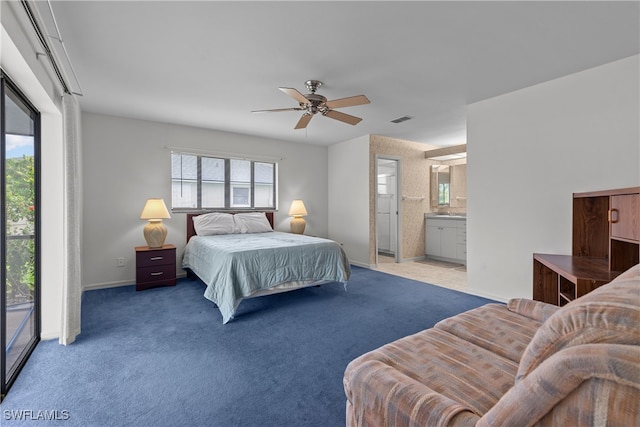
[0,71,41,400]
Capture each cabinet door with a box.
[440,226,458,259]
[611,194,639,241]
[425,226,441,255]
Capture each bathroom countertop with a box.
[425,213,466,220]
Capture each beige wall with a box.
[369,135,440,264]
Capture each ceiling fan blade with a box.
[251,107,302,113]
[279,87,309,105]
[325,95,370,109]
[294,113,313,129]
[323,109,363,126]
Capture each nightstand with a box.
[135,244,176,291]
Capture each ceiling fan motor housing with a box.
[302,93,328,114]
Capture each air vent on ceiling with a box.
[391,115,413,124]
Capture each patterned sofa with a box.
[343,264,640,426]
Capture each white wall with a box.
[467,55,640,301]
[81,113,329,289]
[328,135,370,267]
[2,4,66,339]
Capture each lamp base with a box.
[290,216,306,234]
[143,220,168,248]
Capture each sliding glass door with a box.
[1,73,40,400]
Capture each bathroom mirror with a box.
[431,165,450,206]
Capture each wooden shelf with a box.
[533,187,639,306]
[534,254,619,283]
[533,254,618,306]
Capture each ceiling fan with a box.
[252,80,370,129]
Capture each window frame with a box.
[1,71,41,400]
[171,152,278,212]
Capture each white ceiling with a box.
[42,1,639,146]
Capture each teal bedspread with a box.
[182,232,351,323]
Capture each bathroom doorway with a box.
[376,157,400,264]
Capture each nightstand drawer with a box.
[136,247,175,268]
[136,263,176,285]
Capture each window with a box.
[171,152,277,211]
[438,183,450,206]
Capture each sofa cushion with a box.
[517,264,640,382]
[344,304,527,423]
[507,298,559,323]
[435,303,541,363]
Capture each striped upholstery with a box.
[344,264,640,427]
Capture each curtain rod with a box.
[20,1,83,96]
[44,0,83,96]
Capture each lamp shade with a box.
[288,199,308,217]
[140,198,171,220]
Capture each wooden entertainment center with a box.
[533,187,639,306]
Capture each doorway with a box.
[1,73,41,400]
[376,157,400,264]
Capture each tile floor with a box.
[374,255,467,291]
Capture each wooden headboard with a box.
[186,211,275,242]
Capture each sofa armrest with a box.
[507,298,559,322]
[344,359,479,427]
[477,344,640,427]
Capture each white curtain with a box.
[59,93,82,345]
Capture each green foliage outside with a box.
[5,155,35,303]
[438,183,450,206]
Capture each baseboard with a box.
[84,272,188,291]
[464,287,508,303]
[83,280,134,291]
[40,331,59,341]
[350,260,373,269]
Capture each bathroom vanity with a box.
[425,214,466,265]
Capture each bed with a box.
[182,211,351,323]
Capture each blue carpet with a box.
[1,266,495,426]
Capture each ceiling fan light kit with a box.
[252,80,370,130]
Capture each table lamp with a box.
[140,198,171,248]
[288,199,308,234]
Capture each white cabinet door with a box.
[425,225,441,256]
[440,226,458,259]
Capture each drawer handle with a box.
[150,256,164,261]
[608,209,619,224]
[150,272,164,276]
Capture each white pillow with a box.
[193,212,238,236]
[234,212,273,233]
